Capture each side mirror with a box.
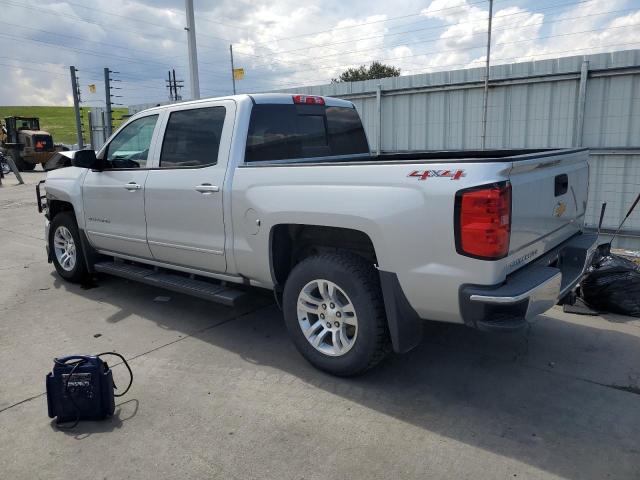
[72,149,100,169]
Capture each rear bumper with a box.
[459,232,598,331]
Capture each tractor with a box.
[0,116,60,171]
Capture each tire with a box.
[283,252,390,376]
[49,212,90,283]
[10,150,34,171]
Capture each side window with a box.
[160,106,226,168]
[104,115,158,169]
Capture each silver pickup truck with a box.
[38,93,597,375]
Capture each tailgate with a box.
[507,149,589,263]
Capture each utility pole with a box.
[173,69,183,101]
[69,66,84,149]
[184,0,200,100]
[481,0,493,150]
[230,44,236,95]
[166,69,184,102]
[104,67,113,138]
[167,70,175,101]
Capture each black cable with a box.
[97,352,133,397]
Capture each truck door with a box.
[82,113,161,259]
[144,100,235,273]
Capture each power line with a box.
[0,0,233,44]
[195,0,597,64]
[0,0,176,42]
[0,17,236,73]
[0,32,173,68]
[227,0,582,60]
[0,21,184,61]
[0,31,231,80]
[199,5,638,80]
[247,0,493,48]
[236,3,637,67]
[189,0,501,60]
[249,12,638,74]
[229,19,640,83]
[3,0,617,79]
[0,61,70,77]
[219,3,637,81]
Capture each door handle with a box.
[195,184,220,194]
[124,182,141,191]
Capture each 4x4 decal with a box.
[408,169,466,180]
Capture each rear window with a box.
[245,104,369,162]
[33,135,53,151]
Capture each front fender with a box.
[44,167,88,228]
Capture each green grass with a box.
[0,106,128,145]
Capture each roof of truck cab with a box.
[18,130,50,136]
[134,93,354,115]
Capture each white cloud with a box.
[0,65,73,105]
[0,0,639,105]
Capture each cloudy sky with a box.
[1,0,639,106]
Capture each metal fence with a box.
[88,107,109,150]
[275,49,640,249]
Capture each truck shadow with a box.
[51,273,640,479]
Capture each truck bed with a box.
[242,148,586,166]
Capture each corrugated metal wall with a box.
[276,49,640,249]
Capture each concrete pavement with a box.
[1,171,639,479]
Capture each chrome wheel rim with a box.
[53,226,76,272]
[297,279,358,356]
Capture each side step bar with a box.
[94,261,246,307]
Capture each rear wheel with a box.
[283,252,390,376]
[49,212,90,283]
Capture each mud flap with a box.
[378,270,423,353]
[78,229,100,274]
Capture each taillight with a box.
[455,182,511,260]
[292,95,325,105]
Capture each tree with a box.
[332,61,401,83]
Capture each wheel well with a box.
[48,200,74,220]
[271,224,377,286]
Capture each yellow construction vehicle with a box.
[0,116,60,171]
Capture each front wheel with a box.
[49,212,90,283]
[283,253,390,376]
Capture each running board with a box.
[94,261,246,307]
